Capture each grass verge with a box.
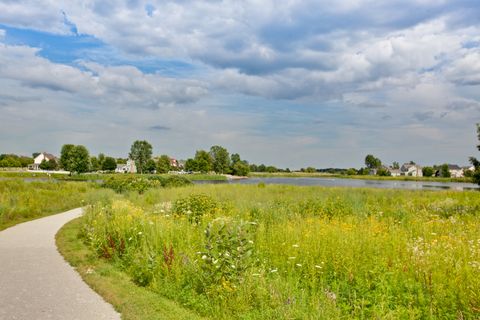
[56,217,204,320]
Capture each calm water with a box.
[195,177,479,191]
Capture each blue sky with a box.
[0,1,479,168]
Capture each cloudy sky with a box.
[0,1,479,168]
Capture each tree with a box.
[440,164,451,178]
[60,144,75,171]
[145,159,157,173]
[305,167,316,173]
[129,140,153,174]
[39,159,58,171]
[365,154,381,169]
[102,157,117,171]
[32,152,40,159]
[185,158,197,172]
[157,155,171,174]
[69,145,90,173]
[376,168,391,176]
[194,150,212,173]
[422,166,434,177]
[90,156,100,171]
[232,161,250,176]
[209,145,230,174]
[392,162,400,169]
[469,123,480,185]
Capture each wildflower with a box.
[270,269,278,273]
[231,265,236,269]
[201,255,207,260]
[296,263,302,267]
[160,209,165,213]
[149,221,154,225]
[138,231,143,235]
[315,265,322,269]
[292,244,299,248]
[288,256,296,260]
[128,237,133,241]
[248,240,254,244]
[252,273,261,277]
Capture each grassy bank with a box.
[0,179,114,230]
[56,218,204,320]
[249,172,473,183]
[64,184,480,319]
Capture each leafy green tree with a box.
[266,166,277,173]
[185,158,197,172]
[145,159,157,173]
[305,167,316,173]
[440,164,451,178]
[157,155,172,174]
[102,157,117,171]
[392,162,400,169]
[209,145,230,174]
[69,145,90,173]
[346,168,357,175]
[32,152,40,159]
[60,144,75,171]
[129,140,153,174]
[232,161,250,176]
[365,154,382,169]
[39,159,58,171]
[422,166,434,177]
[193,150,212,173]
[90,156,100,171]
[376,168,391,176]
[464,168,473,178]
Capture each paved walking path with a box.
[0,208,120,320]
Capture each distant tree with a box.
[463,168,474,178]
[422,166,434,177]
[90,156,100,171]
[392,162,400,169]
[230,153,241,166]
[194,150,212,173]
[60,144,75,171]
[102,157,117,171]
[129,140,153,174]
[249,164,258,172]
[305,167,316,173]
[116,158,127,164]
[285,168,291,173]
[409,160,416,165]
[266,166,277,173]
[258,164,266,172]
[440,164,451,178]
[210,145,230,174]
[357,167,370,175]
[69,145,90,173]
[346,168,357,175]
[185,158,197,172]
[232,161,250,176]
[156,155,172,174]
[376,168,391,176]
[39,159,58,171]
[365,154,382,169]
[32,152,40,159]
[144,159,156,173]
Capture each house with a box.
[28,152,57,170]
[447,164,464,178]
[400,163,423,177]
[115,159,137,173]
[388,168,401,177]
[170,158,178,168]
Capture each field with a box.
[0,179,115,230]
[62,184,480,319]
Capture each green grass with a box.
[56,218,204,320]
[249,171,473,183]
[67,184,480,319]
[0,179,115,230]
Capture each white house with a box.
[115,159,137,173]
[28,152,57,170]
[388,168,402,177]
[448,164,464,178]
[400,163,423,177]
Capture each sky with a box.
[0,1,479,169]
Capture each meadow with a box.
[0,179,114,230]
[75,184,480,319]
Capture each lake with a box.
[195,177,479,191]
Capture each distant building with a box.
[29,152,57,171]
[388,168,401,177]
[447,164,463,178]
[170,158,178,168]
[115,159,137,173]
[400,163,423,177]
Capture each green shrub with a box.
[172,194,219,223]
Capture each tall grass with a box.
[0,179,114,230]
[80,185,480,319]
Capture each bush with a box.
[172,194,219,224]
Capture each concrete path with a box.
[0,208,120,320]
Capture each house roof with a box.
[447,164,461,170]
[39,152,57,161]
